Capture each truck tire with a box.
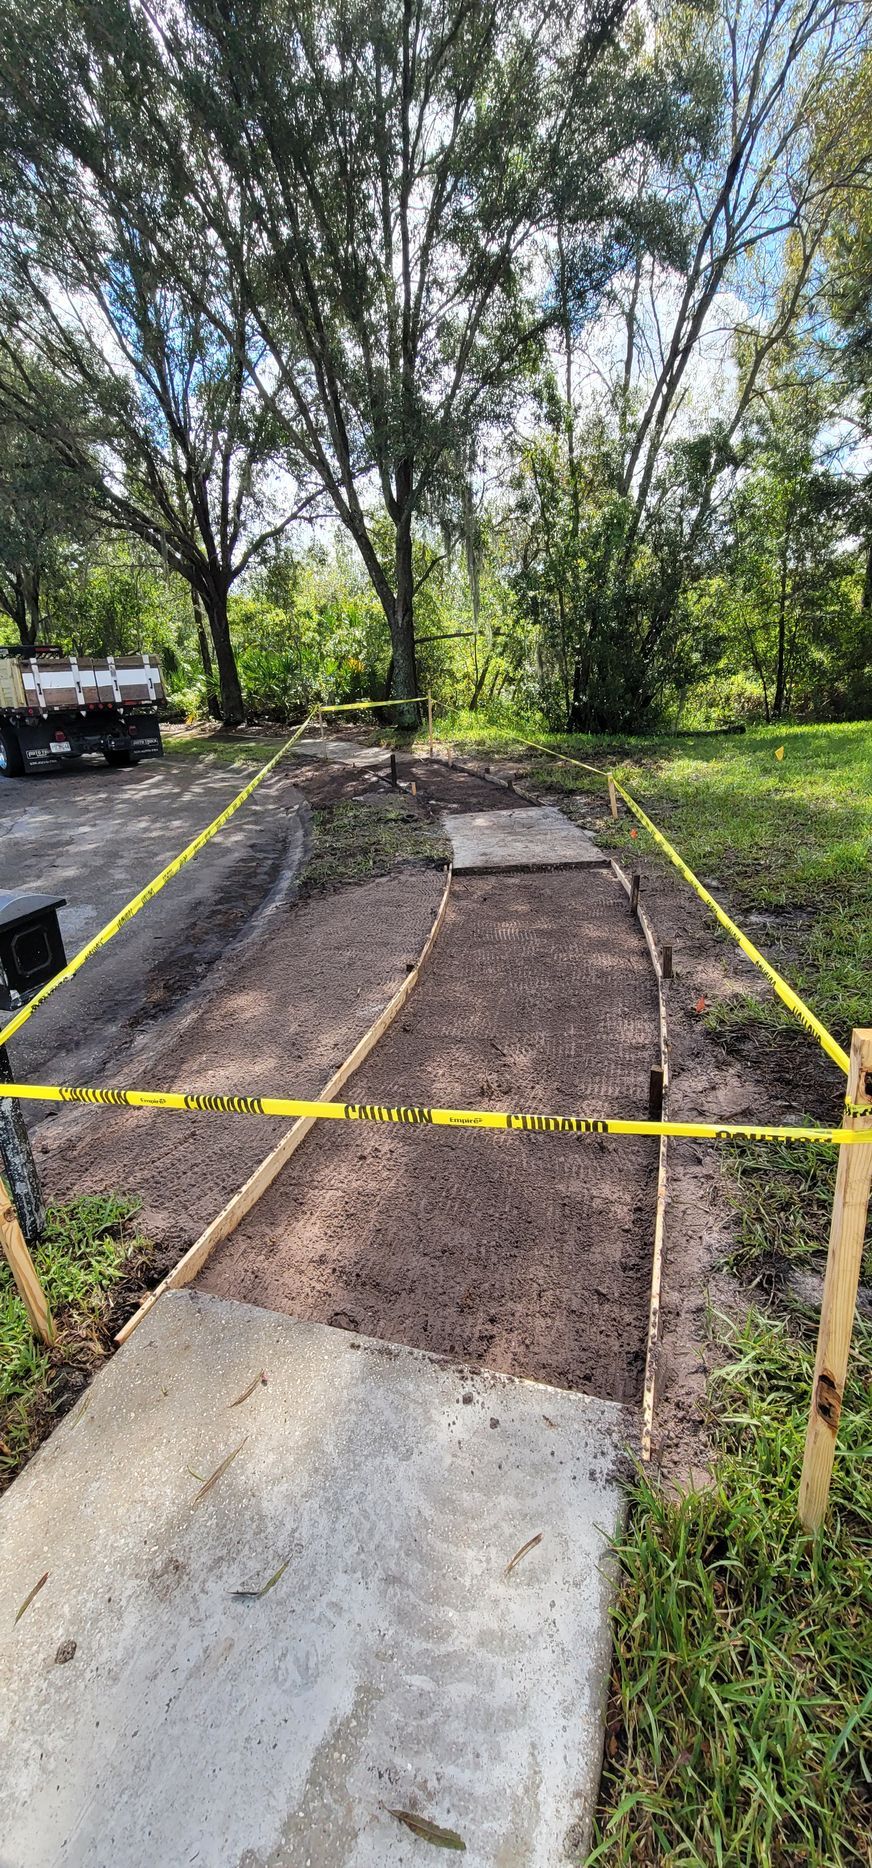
[0,725,24,777]
[103,747,137,768]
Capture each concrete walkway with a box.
[446,806,605,871]
[293,737,388,768]
[0,1290,628,1868]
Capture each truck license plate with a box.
[49,741,72,755]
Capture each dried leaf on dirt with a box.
[231,1558,290,1602]
[229,1371,267,1408]
[504,1531,543,1577]
[191,1437,247,1506]
[387,1809,466,1850]
[14,1571,48,1625]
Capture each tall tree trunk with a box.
[192,590,221,719]
[15,568,40,645]
[202,580,245,726]
[392,498,418,723]
[773,537,789,719]
[863,536,872,615]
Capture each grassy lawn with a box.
[163,727,290,766]
[422,713,871,1045]
[422,710,872,1866]
[1,1193,148,1489]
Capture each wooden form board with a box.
[116,865,454,1344]
[610,859,670,1464]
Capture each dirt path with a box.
[42,870,444,1253]
[199,867,660,1404]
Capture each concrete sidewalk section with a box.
[447,806,606,871]
[0,1291,629,1867]
[293,737,388,767]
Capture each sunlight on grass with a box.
[588,1314,872,1868]
[0,1193,143,1485]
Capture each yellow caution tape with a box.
[514,735,850,1078]
[3,1078,870,1146]
[324,697,426,711]
[0,715,313,1050]
[610,777,850,1076]
[518,735,609,779]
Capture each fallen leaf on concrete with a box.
[229,1372,267,1408]
[14,1571,48,1626]
[192,1438,247,1506]
[387,1809,466,1850]
[504,1532,543,1577]
[542,1415,557,1430]
[231,1558,291,1602]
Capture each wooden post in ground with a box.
[630,872,641,916]
[318,707,326,757]
[607,776,618,820]
[428,693,434,758]
[661,944,673,980]
[0,1177,52,1343]
[799,1029,872,1532]
[648,1066,664,1123]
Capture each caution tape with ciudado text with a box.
[3,1078,871,1147]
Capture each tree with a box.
[0,137,313,721]
[815,55,872,611]
[512,0,871,728]
[0,0,683,715]
[722,373,866,718]
[0,359,97,642]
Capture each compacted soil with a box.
[199,865,660,1404]
[41,870,444,1250]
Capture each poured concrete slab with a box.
[447,805,605,871]
[0,1291,629,1868]
[293,736,388,767]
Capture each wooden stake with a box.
[0,1178,52,1343]
[799,1029,872,1532]
[661,943,673,980]
[607,776,618,820]
[648,1065,664,1122]
[630,872,641,916]
[428,693,434,758]
[390,752,398,788]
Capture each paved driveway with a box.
[0,753,306,1117]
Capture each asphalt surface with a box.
[0,751,306,1121]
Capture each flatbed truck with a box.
[0,646,165,777]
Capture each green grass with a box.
[588,1311,872,1868]
[163,729,289,766]
[724,1134,872,1288]
[427,713,871,1042]
[300,798,450,892]
[1,1192,145,1486]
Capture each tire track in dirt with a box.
[199,866,661,1404]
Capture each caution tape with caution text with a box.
[2,1077,870,1147]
